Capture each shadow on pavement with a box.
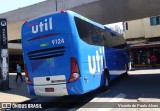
[0,73,35,102]
[97,71,160,101]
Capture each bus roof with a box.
[68,10,105,29]
[23,10,105,30]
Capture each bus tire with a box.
[102,69,110,91]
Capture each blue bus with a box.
[21,10,129,96]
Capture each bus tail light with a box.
[24,64,32,84]
[60,10,66,13]
[24,20,27,24]
[68,58,80,83]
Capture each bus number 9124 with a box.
[52,38,64,45]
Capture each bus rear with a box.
[22,11,80,96]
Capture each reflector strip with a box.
[28,33,61,41]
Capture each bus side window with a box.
[110,32,117,36]
[103,31,112,47]
[91,32,105,46]
[75,16,105,46]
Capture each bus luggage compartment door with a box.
[33,75,68,96]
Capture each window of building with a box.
[150,16,160,26]
[8,39,21,43]
[125,22,128,30]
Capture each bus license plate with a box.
[45,88,54,92]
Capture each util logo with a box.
[32,17,53,34]
[88,47,105,74]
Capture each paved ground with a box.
[0,68,160,111]
[78,68,160,111]
[0,73,34,103]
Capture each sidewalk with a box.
[0,73,34,103]
[131,65,160,70]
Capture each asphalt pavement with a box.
[0,68,160,111]
[0,73,34,103]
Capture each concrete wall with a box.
[123,17,160,44]
[144,18,160,38]
[2,0,160,23]
[7,21,24,41]
[1,0,99,41]
[2,0,160,42]
[124,17,160,39]
[0,0,99,24]
[124,19,145,39]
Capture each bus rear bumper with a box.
[27,84,36,96]
[34,84,68,96]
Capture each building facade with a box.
[123,16,160,66]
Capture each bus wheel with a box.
[102,70,110,91]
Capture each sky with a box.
[106,22,123,30]
[105,22,123,33]
[0,0,46,14]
